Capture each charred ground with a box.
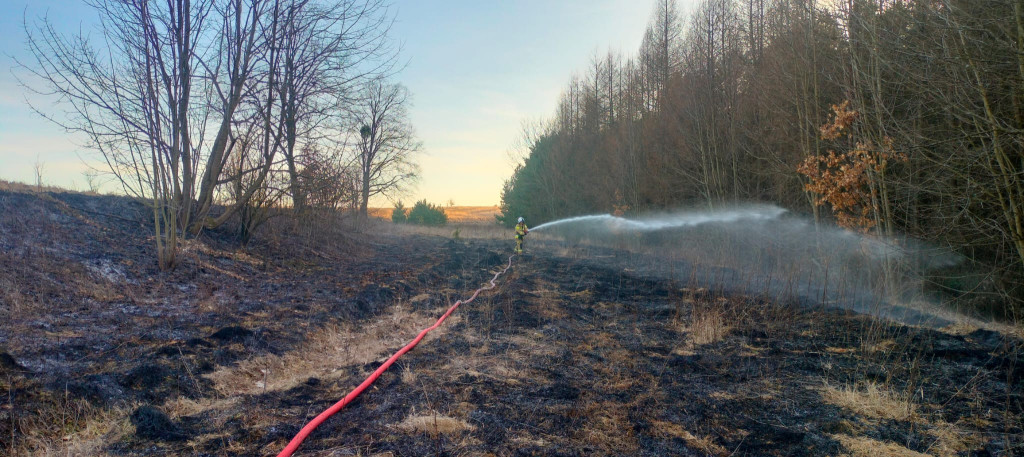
[0,188,1021,456]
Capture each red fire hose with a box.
[276,254,517,457]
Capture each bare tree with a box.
[22,0,220,269]
[190,0,274,233]
[33,156,45,190]
[21,0,400,268]
[83,169,103,193]
[222,132,285,244]
[269,0,398,212]
[640,0,683,107]
[350,79,420,218]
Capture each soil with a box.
[1,188,1021,456]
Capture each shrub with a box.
[392,201,408,223]
[406,200,447,226]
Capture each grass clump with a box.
[823,382,916,421]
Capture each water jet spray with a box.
[531,204,788,232]
[531,204,964,327]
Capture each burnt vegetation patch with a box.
[0,188,1021,456]
[257,250,1022,457]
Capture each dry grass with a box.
[382,222,508,240]
[922,419,985,457]
[573,331,643,393]
[9,399,131,457]
[441,206,501,224]
[832,434,931,457]
[864,338,897,354]
[823,382,917,421]
[0,276,34,317]
[689,302,730,346]
[365,208,510,241]
[206,303,442,396]
[529,281,569,320]
[0,250,125,321]
[822,366,986,457]
[569,400,639,454]
[368,206,500,224]
[0,179,87,195]
[162,397,240,420]
[941,321,981,336]
[442,343,536,387]
[396,413,474,436]
[650,420,729,456]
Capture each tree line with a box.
[500,0,1024,310]
[22,0,419,269]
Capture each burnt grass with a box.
[1,187,1022,456]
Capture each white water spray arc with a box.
[527,203,965,328]
[530,204,788,233]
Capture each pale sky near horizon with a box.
[0,1,673,206]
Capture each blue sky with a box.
[0,0,665,206]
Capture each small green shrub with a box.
[392,201,408,223]
[406,200,447,226]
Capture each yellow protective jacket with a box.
[515,222,529,238]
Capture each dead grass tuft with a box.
[396,413,474,436]
[378,219,509,240]
[529,281,569,320]
[206,304,438,396]
[823,382,916,421]
[9,397,131,457]
[690,305,729,345]
[0,277,35,317]
[0,179,79,195]
[572,400,639,453]
[650,420,729,456]
[864,338,897,354]
[941,322,980,336]
[162,396,239,420]
[832,433,930,457]
[922,419,985,457]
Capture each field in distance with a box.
[368,205,500,224]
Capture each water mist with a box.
[531,204,963,327]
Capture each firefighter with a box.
[514,217,529,254]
